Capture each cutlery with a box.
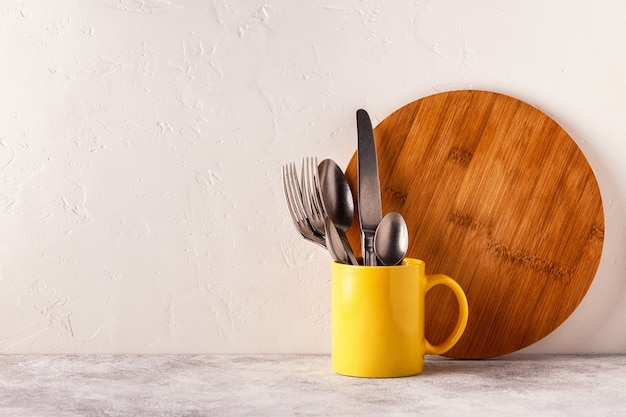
[281,162,326,248]
[374,211,408,266]
[318,159,358,265]
[324,216,351,264]
[282,158,356,265]
[357,109,382,266]
[301,157,326,237]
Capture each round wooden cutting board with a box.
[344,90,604,359]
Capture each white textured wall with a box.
[0,0,624,354]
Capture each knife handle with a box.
[362,232,377,266]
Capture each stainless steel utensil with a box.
[374,211,408,266]
[357,109,382,266]
[301,157,326,237]
[282,158,355,265]
[281,162,325,248]
[324,216,350,264]
[318,158,358,265]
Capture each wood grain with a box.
[344,90,604,358]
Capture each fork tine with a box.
[285,164,300,221]
[281,164,298,226]
[302,156,325,234]
[300,158,313,220]
[309,156,325,219]
[289,162,307,222]
[281,161,326,248]
[298,158,310,216]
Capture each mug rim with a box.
[333,258,424,269]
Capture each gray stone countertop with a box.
[0,354,624,416]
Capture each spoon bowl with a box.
[318,159,358,265]
[374,211,408,266]
[318,159,354,234]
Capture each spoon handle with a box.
[340,236,359,265]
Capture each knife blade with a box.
[357,109,382,266]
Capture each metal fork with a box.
[281,162,326,248]
[301,156,326,236]
[301,156,359,265]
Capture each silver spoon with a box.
[318,159,359,265]
[374,211,408,266]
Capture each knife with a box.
[357,109,382,266]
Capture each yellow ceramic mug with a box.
[332,258,468,378]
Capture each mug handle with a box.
[423,274,469,356]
